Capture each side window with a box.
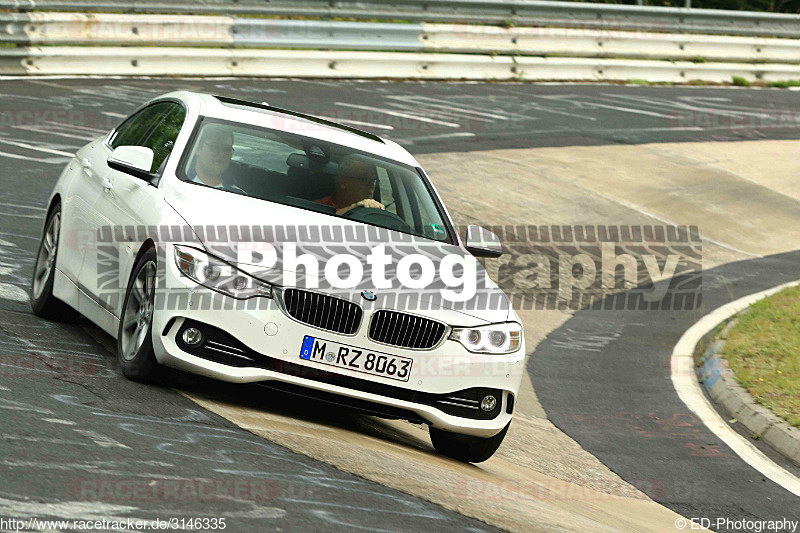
[109,103,171,150]
[139,103,187,173]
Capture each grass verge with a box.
[725,285,800,428]
[767,80,800,88]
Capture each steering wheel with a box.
[343,206,413,233]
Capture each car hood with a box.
[165,185,512,324]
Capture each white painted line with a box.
[671,280,800,498]
[0,435,91,446]
[0,399,53,414]
[584,102,678,119]
[525,105,597,121]
[674,96,780,118]
[42,418,77,425]
[529,93,672,120]
[11,124,95,142]
[0,202,46,211]
[335,102,461,128]
[0,211,45,219]
[622,126,703,132]
[0,283,28,302]
[0,138,75,157]
[0,363,60,376]
[386,100,497,123]
[599,93,690,107]
[73,429,131,449]
[0,150,69,163]
[403,132,476,142]
[389,95,513,120]
[101,112,127,118]
[384,97,499,123]
[495,91,598,122]
[46,121,107,135]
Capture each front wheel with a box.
[31,205,78,320]
[117,248,160,381]
[429,423,510,463]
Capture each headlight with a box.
[174,245,273,300]
[449,323,522,354]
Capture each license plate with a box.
[299,336,412,382]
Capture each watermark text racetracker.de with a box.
[69,223,702,313]
[0,517,226,531]
[69,477,278,502]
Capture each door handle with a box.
[101,176,113,192]
[81,157,92,176]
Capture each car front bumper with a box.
[152,258,525,437]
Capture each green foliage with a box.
[731,76,751,86]
[579,0,800,13]
[725,285,800,427]
[768,79,800,87]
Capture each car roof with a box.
[154,91,420,168]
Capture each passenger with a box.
[316,157,385,215]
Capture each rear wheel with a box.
[31,205,78,320]
[429,423,510,463]
[117,248,160,381]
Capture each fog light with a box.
[480,395,497,412]
[182,327,203,346]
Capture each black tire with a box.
[30,204,78,320]
[117,248,161,382]
[429,423,510,463]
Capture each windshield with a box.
[178,118,453,243]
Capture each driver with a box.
[315,157,385,215]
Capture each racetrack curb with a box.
[671,280,800,497]
[698,316,800,467]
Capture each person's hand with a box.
[337,199,385,215]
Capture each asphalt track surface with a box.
[0,78,799,530]
[533,252,800,533]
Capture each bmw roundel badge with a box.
[361,290,377,301]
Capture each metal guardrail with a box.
[1,7,798,82]
[3,0,800,39]
[3,13,800,65]
[0,14,425,49]
[2,46,799,82]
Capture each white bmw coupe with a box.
[31,92,525,462]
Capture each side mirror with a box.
[107,146,155,183]
[465,225,503,258]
